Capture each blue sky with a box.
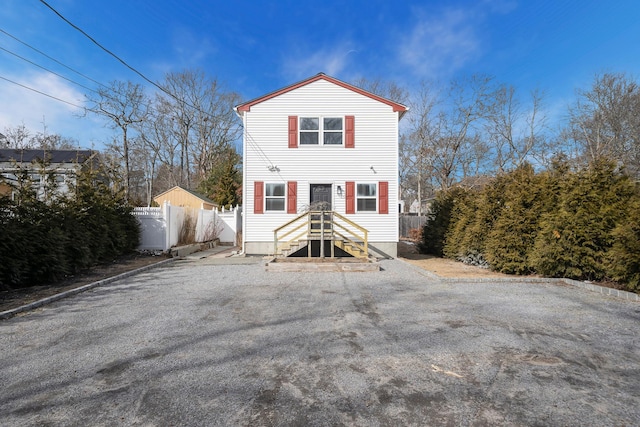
[1,0,640,148]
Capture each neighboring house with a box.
[0,149,99,200]
[235,73,408,258]
[153,185,217,210]
[409,199,433,215]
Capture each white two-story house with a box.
[235,73,408,258]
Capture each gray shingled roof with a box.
[0,149,96,164]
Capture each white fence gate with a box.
[133,203,242,252]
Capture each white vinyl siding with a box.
[242,79,400,245]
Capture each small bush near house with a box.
[0,167,140,290]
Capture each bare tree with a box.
[402,81,440,214]
[153,69,242,190]
[86,81,148,198]
[1,124,78,150]
[567,72,640,177]
[426,75,494,190]
[351,76,410,105]
[485,85,547,172]
[1,124,32,148]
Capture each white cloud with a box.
[281,43,357,80]
[0,70,110,147]
[398,7,483,78]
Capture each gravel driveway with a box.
[1,256,639,426]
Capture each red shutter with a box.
[345,115,355,148]
[288,116,298,148]
[345,181,355,214]
[254,181,264,214]
[379,181,389,214]
[287,181,297,214]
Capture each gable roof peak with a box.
[235,73,408,116]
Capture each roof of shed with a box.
[153,185,217,206]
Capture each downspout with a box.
[233,106,247,256]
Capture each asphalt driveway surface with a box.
[1,257,639,426]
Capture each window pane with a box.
[266,183,285,197]
[357,184,376,197]
[300,132,319,145]
[324,117,342,130]
[324,132,343,145]
[300,117,319,130]
[357,198,377,211]
[266,198,285,211]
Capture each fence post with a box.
[163,201,171,251]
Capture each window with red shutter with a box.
[287,181,297,214]
[379,181,388,214]
[345,115,355,148]
[288,116,298,148]
[254,181,264,214]
[345,181,355,214]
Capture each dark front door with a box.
[309,184,332,234]
[310,184,332,210]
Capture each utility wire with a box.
[37,0,240,128]
[0,45,97,94]
[0,75,89,110]
[38,0,180,104]
[0,27,108,90]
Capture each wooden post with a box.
[320,210,325,259]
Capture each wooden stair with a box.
[273,210,369,259]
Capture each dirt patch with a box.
[397,240,514,279]
[0,252,170,313]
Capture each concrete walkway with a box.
[1,257,638,426]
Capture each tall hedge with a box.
[605,197,640,290]
[0,167,140,290]
[418,158,640,292]
[484,165,551,274]
[530,160,636,281]
[418,187,469,256]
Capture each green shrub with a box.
[418,187,469,256]
[442,193,477,259]
[530,160,635,281]
[604,197,640,291]
[484,165,550,274]
[0,166,140,289]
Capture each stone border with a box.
[0,258,176,320]
[397,258,639,302]
[265,257,380,272]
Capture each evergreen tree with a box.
[605,194,640,290]
[442,188,478,259]
[484,164,549,274]
[419,187,468,256]
[198,148,241,209]
[531,159,635,280]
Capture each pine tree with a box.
[605,194,640,290]
[198,148,241,209]
[485,164,549,274]
[531,159,635,280]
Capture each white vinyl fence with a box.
[133,202,242,251]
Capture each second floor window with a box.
[300,117,343,145]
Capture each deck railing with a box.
[273,210,368,258]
